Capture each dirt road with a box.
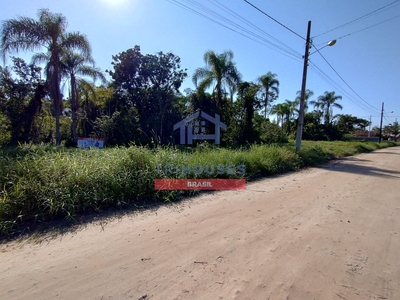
[1,147,400,300]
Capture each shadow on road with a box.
[318,159,400,179]
[367,151,400,156]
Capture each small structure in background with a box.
[77,137,104,149]
[351,130,379,142]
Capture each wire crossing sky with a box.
[243,0,305,40]
[1,0,399,127]
[313,0,400,38]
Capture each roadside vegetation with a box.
[1,9,399,238]
[0,140,397,238]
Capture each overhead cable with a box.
[243,0,305,40]
[316,14,400,46]
[167,0,303,61]
[209,0,301,57]
[313,0,400,38]
[308,61,380,114]
[313,47,380,112]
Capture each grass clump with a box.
[0,140,398,238]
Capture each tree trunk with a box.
[71,75,78,142]
[52,59,62,145]
[264,93,268,119]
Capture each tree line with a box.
[0,9,380,148]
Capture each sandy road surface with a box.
[1,147,400,300]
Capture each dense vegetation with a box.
[1,10,399,238]
[1,9,398,148]
[0,140,396,237]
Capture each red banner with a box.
[154,179,246,190]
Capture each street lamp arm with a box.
[309,40,337,56]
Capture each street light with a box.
[295,21,337,152]
[309,39,337,55]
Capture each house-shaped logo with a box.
[173,111,227,145]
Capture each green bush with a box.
[0,140,397,237]
[260,122,288,144]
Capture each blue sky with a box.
[1,0,400,128]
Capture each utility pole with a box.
[295,21,312,152]
[368,115,371,137]
[379,102,384,143]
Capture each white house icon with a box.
[173,111,227,145]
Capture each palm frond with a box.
[31,52,50,66]
[62,32,92,59]
[1,18,46,61]
[192,67,211,87]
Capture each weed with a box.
[0,140,398,237]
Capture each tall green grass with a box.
[0,141,397,236]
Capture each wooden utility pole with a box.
[379,102,384,143]
[295,21,312,152]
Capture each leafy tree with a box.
[1,8,92,145]
[91,111,120,144]
[187,89,215,115]
[335,114,370,135]
[260,120,288,144]
[0,57,46,145]
[372,125,381,137]
[235,81,262,143]
[192,50,241,110]
[383,121,400,139]
[302,110,327,140]
[310,91,343,125]
[34,100,56,143]
[0,111,11,146]
[257,72,279,118]
[107,46,187,144]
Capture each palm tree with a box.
[60,51,106,142]
[258,72,279,119]
[295,89,314,113]
[310,91,343,125]
[271,102,290,131]
[1,8,92,145]
[192,50,241,109]
[284,99,297,133]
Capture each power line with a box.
[201,0,301,58]
[168,0,282,51]
[239,1,381,116]
[384,111,395,123]
[307,49,380,114]
[313,0,400,38]
[243,0,305,40]
[209,0,301,57]
[313,46,380,112]
[316,14,400,46]
[308,61,380,114]
[168,0,385,118]
[167,0,303,61]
